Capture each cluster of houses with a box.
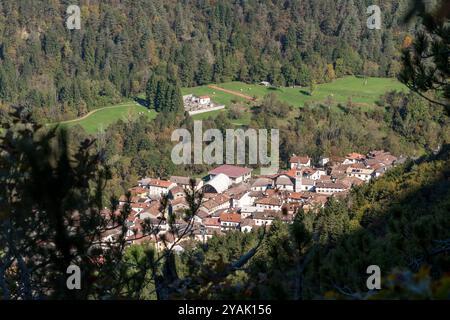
[102,150,401,252]
[182,94,225,115]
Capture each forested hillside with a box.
[0,0,412,121]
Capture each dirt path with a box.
[207,85,257,101]
[52,101,138,125]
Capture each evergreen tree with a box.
[195,59,212,85]
[399,0,449,110]
[155,79,168,112]
[146,74,158,109]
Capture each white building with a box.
[255,196,283,211]
[251,177,273,191]
[289,155,311,169]
[219,213,241,231]
[346,167,374,182]
[315,181,347,195]
[231,191,253,208]
[240,206,259,219]
[296,167,323,181]
[343,153,366,165]
[138,178,176,196]
[274,174,295,191]
[199,96,211,105]
[252,211,281,226]
[295,178,315,192]
[240,218,255,232]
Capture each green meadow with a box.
[213,76,407,108]
[182,76,408,124]
[56,76,407,133]
[59,101,157,134]
[181,76,407,109]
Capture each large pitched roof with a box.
[209,165,252,178]
[345,152,366,160]
[275,175,294,185]
[170,176,202,186]
[289,155,310,164]
[139,178,173,188]
[219,212,241,223]
[316,181,347,189]
[251,177,273,187]
[253,210,283,220]
[255,196,283,206]
[203,217,220,227]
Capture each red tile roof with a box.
[142,202,162,216]
[170,186,185,195]
[255,196,283,206]
[212,193,230,205]
[219,213,241,223]
[148,179,173,188]
[201,199,219,211]
[131,202,151,209]
[171,197,188,207]
[283,169,297,178]
[288,192,303,200]
[129,187,148,194]
[345,152,365,160]
[203,217,220,227]
[301,167,317,175]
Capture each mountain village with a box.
[101,150,402,252]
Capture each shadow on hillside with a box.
[299,89,310,96]
[222,145,450,300]
[134,97,149,108]
[306,145,450,296]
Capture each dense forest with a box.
[0,0,414,121]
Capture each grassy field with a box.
[55,76,407,133]
[190,108,252,126]
[181,76,408,122]
[60,101,157,134]
[190,109,226,120]
[214,76,407,108]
